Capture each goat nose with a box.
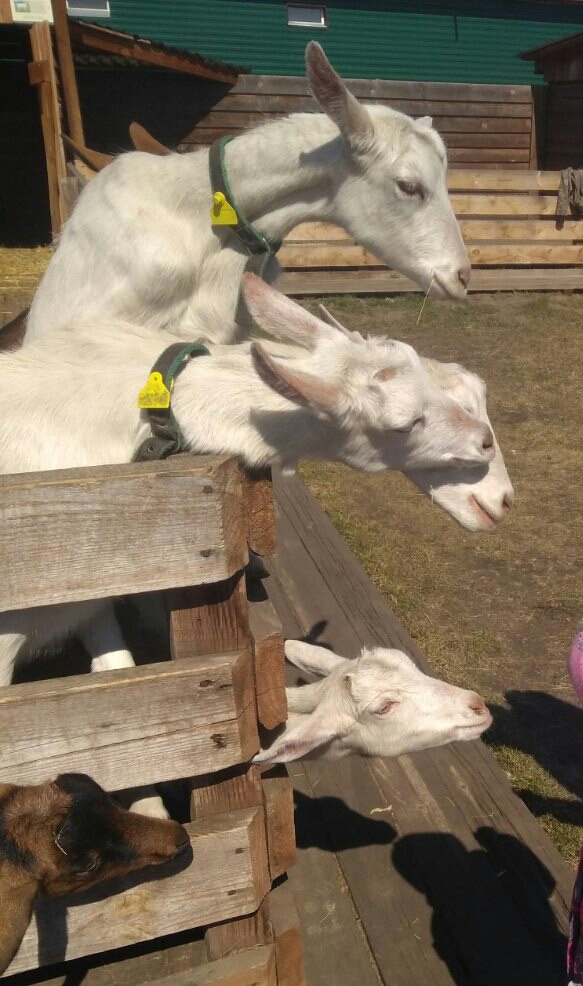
[481,425,494,453]
[502,491,513,514]
[458,266,471,289]
[468,696,487,716]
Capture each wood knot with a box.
[211,733,227,749]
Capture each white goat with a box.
[255,640,492,762]
[25,43,469,346]
[0,275,509,688]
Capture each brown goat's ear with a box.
[0,867,37,975]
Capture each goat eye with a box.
[78,857,100,875]
[394,415,424,434]
[374,699,396,716]
[396,178,422,198]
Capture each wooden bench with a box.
[277,169,583,295]
[0,455,303,986]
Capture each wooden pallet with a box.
[0,457,303,986]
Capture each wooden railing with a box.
[0,455,303,986]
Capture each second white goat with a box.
[255,640,492,763]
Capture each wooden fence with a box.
[0,454,303,986]
[179,75,541,170]
[276,168,583,295]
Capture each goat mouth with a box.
[431,272,466,302]
[469,495,498,530]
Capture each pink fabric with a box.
[568,624,583,708]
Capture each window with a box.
[10,0,53,22]
[66,0,110,15]
[287,4,327,28]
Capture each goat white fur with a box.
[0,275,508,688]
[255,640,492,762]
[26,43,469,346]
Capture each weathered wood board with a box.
[4,809,269,976]
[0,652,258,788]
[142,945,277,986]
[267,472,573,986]
[0,455,247,611]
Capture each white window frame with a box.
[286,4,327,29]
[66,0,110,17]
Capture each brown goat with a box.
[0,773,190,974]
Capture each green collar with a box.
[134,341,209,462]
[209,136,281,329]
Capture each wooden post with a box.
[29,21,67,236]
[51,0,85,145]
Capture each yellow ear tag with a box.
[210,190,238,226]
[137,372,173,410]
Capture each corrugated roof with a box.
[521,28,583,61]
[68,19,246,82]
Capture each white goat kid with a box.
[255,640,492,763]
[26,43,469,346]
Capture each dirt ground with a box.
[1,249,582,864]
[299,291,583,864]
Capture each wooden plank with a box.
[169,572,275,966]
[248,597,287,731]
[169,573,250,661]
[4,809,270,976]
[0,455,247,611]
[267,473,573,986]
[282,763,382,986]
[29,22,67,236]
[279,241,583,268]
[285,219,583,244]
[205,900,273,963]
[442,133,530,149]
[51,0,85,145]
[270,882,305,986]
[0,652,258,788]
[190,764,263,819]
[276,267,583,296]
[447,147,530,164]
[141,945,277,986]
[231,75,532,103]
[446,170,559,191]
[245,470,277,557]
[261,767,296,881]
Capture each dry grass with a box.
[300,291,583,865]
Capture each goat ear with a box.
[0,870,37,975]
[284,640,344,677]
[416,115,433,129]
[251,342,341,411]
[253,704,348,764]
[242,274,335,348]
[305,42,373,152]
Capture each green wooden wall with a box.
[99,0,583,84]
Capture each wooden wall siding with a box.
[544,83,583,169]
[276,169,583,294]
[179,76,536,170]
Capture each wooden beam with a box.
[51,0,85,145]
[29,21,67,236]
[137,946,277,986]
[68,21,240,84]
[0,455,247,611]
[275,266,583,295]
[261,767,296,880]
[0,651,256,788]
[4,809,269,976]
[248,597,287,731]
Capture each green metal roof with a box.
[98,0,583,84]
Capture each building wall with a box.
[102,0,583,85]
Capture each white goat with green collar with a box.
[25,43,469,346]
